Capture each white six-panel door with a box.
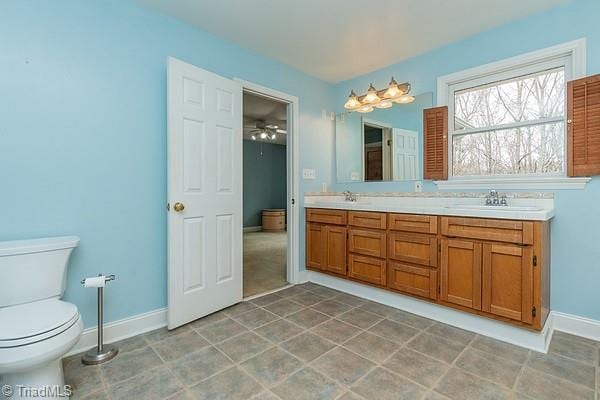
[392,128,418,181]
[167,57,242,329]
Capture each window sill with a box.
[434,176,591,190]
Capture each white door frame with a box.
[234,78,300,286]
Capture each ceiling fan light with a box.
[271,133,276,140]
[344,90,361,109]
[356,104,374,113]
[260,132,268,139]
[375,99,393,109]
[394,94,415,104]
[383,77,400,99]
[363,83,380,104]
[251,135,257,140]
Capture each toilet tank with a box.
[0,236,80,308]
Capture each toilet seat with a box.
[0,299,79,348]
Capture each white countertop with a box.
[304,193,554,221]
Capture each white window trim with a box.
[435,38,590,190]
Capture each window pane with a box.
[454,69,565,131]
[452,122,564,176]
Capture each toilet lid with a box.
[0,299,79,345]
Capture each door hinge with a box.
[292,198,295,205]
[533,255,537,267]
[166,203,170,211]
[532,306,537,318]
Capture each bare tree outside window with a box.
[452,68,565,176]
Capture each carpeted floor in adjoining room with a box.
[243,231,288,297]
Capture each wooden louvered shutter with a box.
[423,106,448,180]
[568,74,600,176]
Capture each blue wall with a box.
[0,0,333,327]
[332,0,600,320]
[243,141,287,227]
[2,0,599,326]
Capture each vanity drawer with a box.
[440,217,533,245]
[348,229,386,258]
[348,211,387,230]
[306,208,347,225]
[388,232,437,267]
[389,214,438,234]
[388,261,437,300]
[348,255,386,286]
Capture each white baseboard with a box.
[308,271,554,353]
[65,308,167,357]
[550,311,600,342]
[296,270,310,284]
[243,226,262,233]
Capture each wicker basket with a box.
[262,209,286,231]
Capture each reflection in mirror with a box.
[335,92,433,183]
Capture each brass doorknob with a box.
[173,202,185,212]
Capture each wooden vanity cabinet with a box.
[439,238,482,310]
[306,208,550,331]
[347,211,387,287]
[306,209,348,276]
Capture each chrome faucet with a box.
[486,190,508,206]
[343,190,357,202]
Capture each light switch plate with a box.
[303,169,316,180]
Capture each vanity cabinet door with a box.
[348,255,386,286]
[388,261,437,300]
[440,239,482,310]
[323,225,348,276]
[482,243,533,323]
[306,223,326,270]
[388,232,437,267]
[348,229,386,258]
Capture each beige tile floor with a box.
[244,231,288,297]
[63,283,600,400]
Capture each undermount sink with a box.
[445,204,542,212]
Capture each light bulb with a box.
[344,90,361,110]
[251,135,256,140]
[260,132,268,139]
[356,104,373,113]
[363,83,380,104]
[271,133,276,140]
[383,77,400,99]
[394,94,415,104]
[375,99,393,109]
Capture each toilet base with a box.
[1,359,71,400]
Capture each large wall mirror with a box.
[335,92,433,183]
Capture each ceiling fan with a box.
[245,120,287,141]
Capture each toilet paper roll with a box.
[83,276,106,288]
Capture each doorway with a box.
[239,83,298,298]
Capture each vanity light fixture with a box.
[363,83,380,104]
[343,90,361,110]
[356,104,374,113]
[343,77,412,113]
[375,99,393,109]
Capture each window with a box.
[436,39,589,188]
[449,58,570,178]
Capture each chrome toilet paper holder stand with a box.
[80,274,118,365]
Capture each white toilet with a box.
[0,236,83,400]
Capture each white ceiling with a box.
[138,0,568,83]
